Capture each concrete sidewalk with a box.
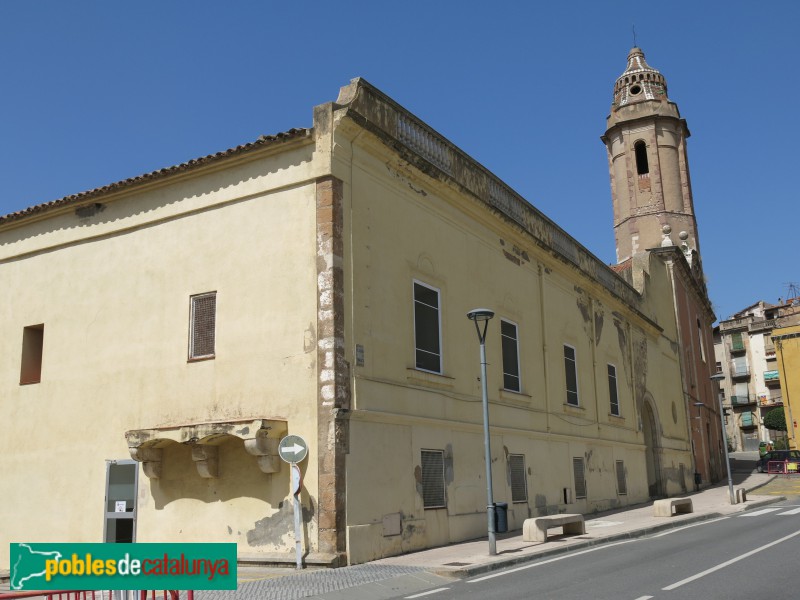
[371,472,782,579]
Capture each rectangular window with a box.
[608,364,620,416]
[20,324,45,385]
[564,345,579,406]
[413,281,441,373]
[573,457,586,499]
[715,361,722,373]
[189,292,217,360]
[501,320,521,392]
[509,454,527,503]
[420,449,446,509]
[615,460,627,495]
[696,318,706,362]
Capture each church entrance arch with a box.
[641,397,663,498]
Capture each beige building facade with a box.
[2,48,712,568]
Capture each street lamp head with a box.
[710,373,725,382]
[467,308,495,322]
[467,308,494,344]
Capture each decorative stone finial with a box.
[660,224,674,247]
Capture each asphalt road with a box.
[394,496,800,600]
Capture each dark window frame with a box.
[608,363,620,416]
[564,344,579,406]
[501,319,521,392]
[413,280,442,374]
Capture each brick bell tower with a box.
[602,47,702,269]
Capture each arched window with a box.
[634,140,649,175]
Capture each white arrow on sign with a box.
[282,444,305,456]
[278,435,308,464]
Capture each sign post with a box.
[279,435,308,570]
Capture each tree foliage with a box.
[764,407,788,432]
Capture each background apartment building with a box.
[713,298,800,450]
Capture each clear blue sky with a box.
[1,1,797,322]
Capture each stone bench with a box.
[522,514,586,542]
[653,497,693,517]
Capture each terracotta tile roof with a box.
[0,127,312,226]
[610,258,632,273]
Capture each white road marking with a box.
[651,516,729,537]
[467,540,634,583]
[662,528,800,590]
[632,596,653,600]
[405,588,450,598]
[737,508,781,517]
[777,507,800,515]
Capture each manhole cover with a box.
[443,562,471,566]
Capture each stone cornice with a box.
[331,78,648,317]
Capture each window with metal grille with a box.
[20,324,44,385]
[615,460,627,495]
[608,364,620,416]
[421,449,446,509]
[189,292,216,360]
[573,457,586,499]
[501,320,521,392]
[564,345,579,406]
[413,281,441,373]
[509,454,527,503]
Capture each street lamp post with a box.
[467,308,497,556]
[711,373,735,504]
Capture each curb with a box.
[433,494,789,579]
[432,511,724,579]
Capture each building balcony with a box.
[730,366,750,379]
[728,341,747,354]
[749,318,777,333]
[740,415,757,429]
[764,370,781,386]
[720,317,750,333]
[731,395,754,406]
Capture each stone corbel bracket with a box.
[243,428,283,474]
[126,418,288,479]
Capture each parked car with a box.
[756,450,800,473]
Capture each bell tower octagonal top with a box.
[602,47,701,271]
[613,47,668,108]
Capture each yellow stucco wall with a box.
[0,144,321,567]
[774,325,800,450]
[335,127,692,563]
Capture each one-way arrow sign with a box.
[278,434,308,464]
